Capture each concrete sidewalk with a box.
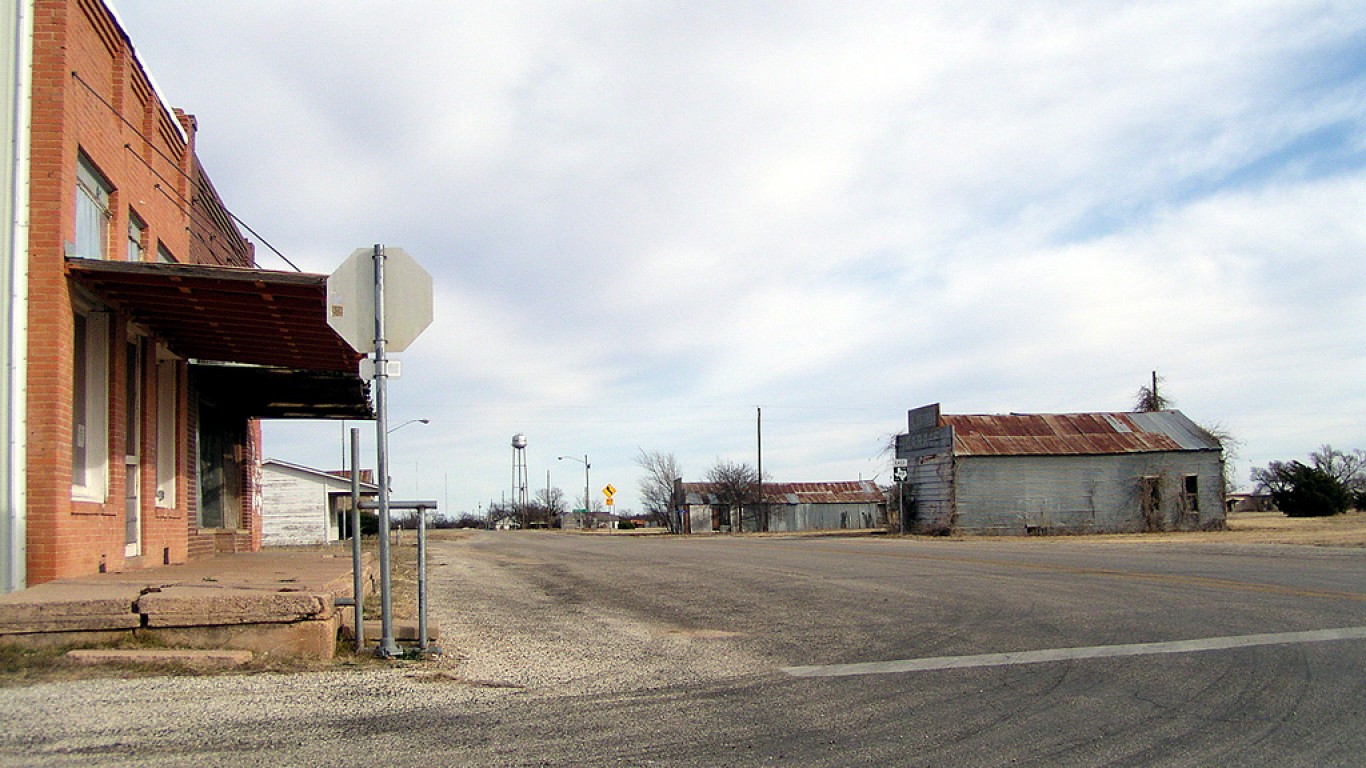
[0,551,375,659]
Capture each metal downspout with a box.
[0,0,32,592]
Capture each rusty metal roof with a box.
[942,410,1220,456]
[68,258,373,419]
[681,481,885,506]
[67,258,362,373]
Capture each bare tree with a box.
[534,486,568,526]
[635,449,683,533]
[486,500,518,528]
[1308,445,1366,501]
[706,459,761,532]
[1134,370,1173,412]
[1192,420,1239,495]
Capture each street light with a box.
[388,418,430,434]
[385,418,428,493]
[557,454,590,530]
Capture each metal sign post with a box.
[349,427,364,651]
[372,244,400,658]
[327,244,433,659]
[893,458,909,534]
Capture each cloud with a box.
[118,0,1366,511]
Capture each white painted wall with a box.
[261,464,352,546]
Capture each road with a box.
[3,531,1366,766]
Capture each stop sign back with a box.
[326,246,433,353]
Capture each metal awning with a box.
[191,362,372,420]
[67,259,373,420]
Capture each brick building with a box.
[4,0,370,589]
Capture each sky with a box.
[109,1,1366,517]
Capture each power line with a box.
[70,70,300,272]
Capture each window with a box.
[72,307,109,500]
[73,154,112,260]
[1183,474,1199,513]
[156,243,175,264]
[127,212,146,262]
[155,348,177,507]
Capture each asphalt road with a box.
[3,531,1366,766]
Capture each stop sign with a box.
[326,246,433,353]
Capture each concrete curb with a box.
[66,648,255,668]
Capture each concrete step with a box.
[339,615,441,643]
[66,648,254,668]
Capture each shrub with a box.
[1260,462,1351,517]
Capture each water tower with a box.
[511,433,529,516]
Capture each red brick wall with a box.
[27,0,261,583]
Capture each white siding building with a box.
[260,460,379,546]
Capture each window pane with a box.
[156,357,176,507]
[71,309,109,500]
[74,156,111,260]
[127,214,145,262]
[72,314,87,475]
[125,341,139,458]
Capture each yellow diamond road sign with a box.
[603,484,616,498]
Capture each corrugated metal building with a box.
[679,481,885,533]
[895,403,1225,535]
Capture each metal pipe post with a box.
[349,427,364,651]
[417,502,429,651]
[898,478,906,535]
[372,243,399,658]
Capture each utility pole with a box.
[756,406,763,533]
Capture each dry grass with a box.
[1222,509,1366,547]
[372,528,472,620]
[1041,510,1366,547]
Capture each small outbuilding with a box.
[678,481,885,533]
[260,460,380,546]
[895,403,1225,535]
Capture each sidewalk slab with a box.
[0,581,144,633]
[0,550,375,659]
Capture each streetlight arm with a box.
[388,418,430,434]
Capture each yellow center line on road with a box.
[796,543,1366,603]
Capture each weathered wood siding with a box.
[898,404,956,533]
[954,451,1225,534]
[260,467,331,546]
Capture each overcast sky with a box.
[110,1,1366,516]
